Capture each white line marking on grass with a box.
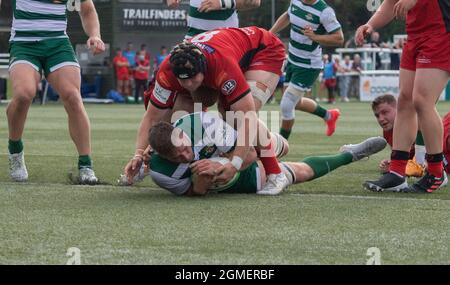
[1,181,449,203]
[0,182,118,189]
[0,153,130,158]
[288,193,450,202]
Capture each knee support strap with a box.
[248,80,273,106]
[280,85,305,120]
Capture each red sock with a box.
[390,159,408,177]
[426,153,444,178]
[428,162,443,178]
[258,142,281,174]
[389,150,410,177]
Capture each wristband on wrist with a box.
[231,156,243,171]
[220,0,236,9]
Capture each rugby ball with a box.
[207,157,240,191]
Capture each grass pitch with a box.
[1,101,450,264]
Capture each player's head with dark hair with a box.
[149,121,194,163]
[371,94,396,111]
[372,94,397,131]
[169,43,206,92]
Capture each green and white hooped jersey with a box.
[186,0,238,38]
[149,112,237,195]
[287,0,341,69]
[10,0,85,42]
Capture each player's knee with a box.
[280,85,304,120]
[248,80,272,108]
[12,85,36,104]
[60,89,83,109]
[397,90,413,104]
[280,97,295,120]
[412,95,428,113]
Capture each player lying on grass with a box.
[125,26,291,196]
[145,111,387,196]
[371,94,426,177]
[366,94,450,192]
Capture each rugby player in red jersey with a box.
[357,0,450,193]
[124,26,289,194]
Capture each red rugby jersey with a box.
[406,0,450,36]
[150,26,277,109]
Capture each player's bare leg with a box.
[6,64,40,182]
[408,68,450,192]
[364,69,417,192]
[244,70,279,111]
[256,137,387,193]
[47,66,98,184]
[244,70,289,195]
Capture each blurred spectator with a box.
[136,44,151,63]
[338,55,352,102]
[368,32,382,69]
[352,54,363,72]
[154,45,168,70]
[390,38,404,70]
[322,54,337,104]
[123,42,136,97]
[113,48,130,98]
[134,50,150,104]
[368,32,381,47]
[123,42,137,69]
[349,54,363,99]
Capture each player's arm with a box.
[304,28,344,47]
[393,0,417,20]
[367,0,398,28]
[198,0,260,12]
[220,146,257,171]
[214,94,256,184]
[305,7,344,47]
[355,0,398,46]
[150,170,193,196]
[124,104,170,181]
[79,0,105,55]
[269,11,290,34]
[202,112,257,171]
[166,0,181,8]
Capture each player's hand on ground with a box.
[198,0,221,12]
[379,159,390,173]
[393,0,417,20]
[87,36,105,55]
[190,159,220,176]
[214,163,237,184]
[167,0,181,8]
[355,24,373,46]
[124,155,143,183]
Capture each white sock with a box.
[415,145,426,165]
